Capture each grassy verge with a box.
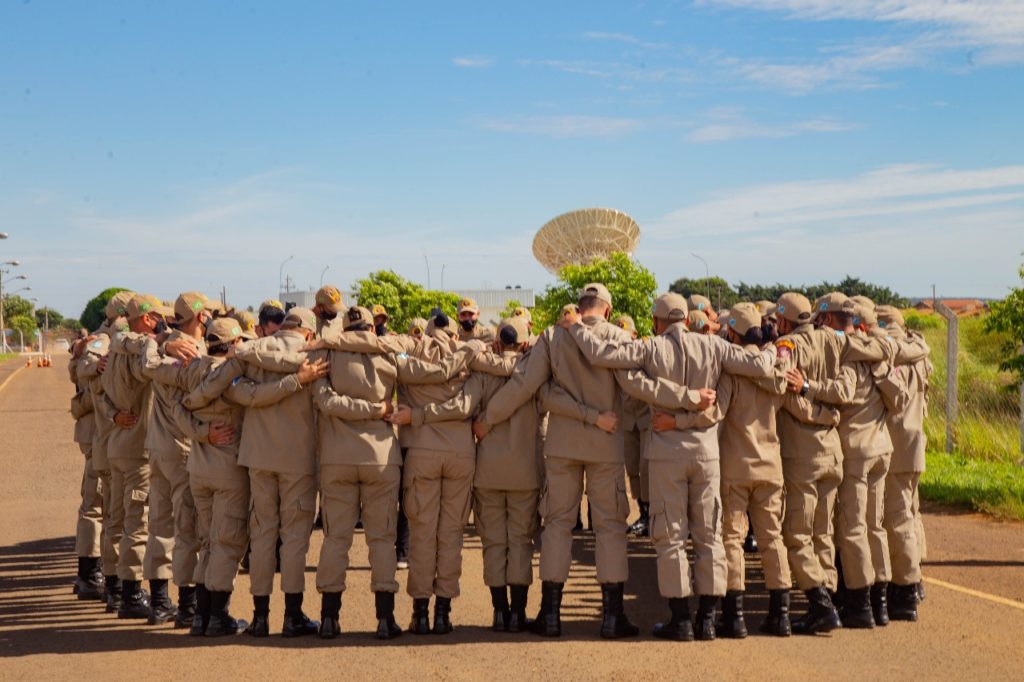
[922,450,1024,521]
[0,353,18,362]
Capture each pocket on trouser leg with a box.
[536,481,550,522]
[403,477,420,523]
[649,501,669,544]
[614,478,630,521]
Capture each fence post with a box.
[935,301,958,454]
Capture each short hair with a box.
[578,295,606,312]
[499,325,520,346]
[259,307,286,326]
[741,326,764,346]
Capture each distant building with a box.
[913,298,989,317]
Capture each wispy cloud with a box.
[481,115,644,137]
[452,56,495,68]
[582,31,672,50]
[687,108,857,142]
[519,58,698,83]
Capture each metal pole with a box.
[691,253,710,300]
[440,264,445,291]
[423,253,431,289]
[279,255,294,295]
[935,300,959,453]
[320,265,330,287]
[0,269,5,354]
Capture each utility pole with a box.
[691,253,711,301]
[423,253,431,289]
[221,286,227,310]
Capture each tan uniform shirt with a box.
[717,346,788,482]
[69,352,96,447]
[141,331,206,458]
[458,323,495,344]
[100,332,153,461]
[78,334,116,467]
[883,328,931,472]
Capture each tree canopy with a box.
[984,260,1024,383]
[80,287,130,332]
[352,270,461,334]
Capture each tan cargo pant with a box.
[648,457,726,598]
[722,479,790,591]
[474,488,538,587]
[317,463,401,594]
[624,427,649,503]
[403,448,475,599]
[109,458,150,581]
[76,448,103,559]
[144,451,199,585]
[191,470,250,592]
[884,470,923,585]
[539,456,629,585]
[783,454,842,591]
[96,469,121,575]
[837,453,891,589]
[248,468,317,596]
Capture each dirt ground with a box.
[1,359,1022,680]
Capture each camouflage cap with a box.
[232,310,258,340]
[104,290,136,320]
[343,305,374,331]
[725,302,761,336]
[315,286,345,314]
[579,283,612,307]
[875,305,905,329]
[688,294,712,313]
[174,291,210,323]
[126,294,172,321]
[774,292,812,324]
[498,316,530,345]
[206,317,244,344]
[612,314,636,334]
[653,293,688,322]
[370,304,389,320]
[281,306,317,331]
[457,297,480,314]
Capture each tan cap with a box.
[653,293,688,322]
[814,291,855,316]
[875,305,905,329]
[281,306,316,331]
[579,282,612,306]
[232,310,258,340]
[343,306,374,331]
[408,317,427,336]
[259,299,284,315]
[612,314,636,334]
[688,309,711,331]
[127,294,172,321]
[853,304,877,327]
[850,295,875,311]
[174,291,209,323]
[754,300,776,317]
[104,290,135,320]
[688,294,712,313]
[457,297,480,314]
[205,318,244,344]
[512,306,532,322]
[498,316,530,345]
[725,302,761,336]
[370,304,389,320]
[560,303,580,318]
[774,292,812,324]
[315,286,345,314]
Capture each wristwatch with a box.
[800,380,810,397]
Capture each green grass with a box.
[911,313,1024,520]
[0,353,18,362]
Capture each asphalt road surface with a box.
[1,358,1022,680]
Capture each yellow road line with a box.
[923,576,1024,611]
[0,365,25,395]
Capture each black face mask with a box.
[321,311,338,322]
[154,320,169,335]
[460,319,477,332]
[374,323,387,337]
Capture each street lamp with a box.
[279,255,295,295]
[0,233,8,239]
[691,252,711,302]
[320,265,331,287]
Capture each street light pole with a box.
[320,265,331,287]
[691,252,711,301]
[0,260,21,353]
[279,255,295,295]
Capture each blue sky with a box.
[1,1,1022,317]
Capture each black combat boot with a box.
[841,587,875,629]
[653,597,693,641]
[529,581,563,637]
[743,524,758,553]
[432,596,454,634]
[599,583,639,639]
[718,591,747,639]
[871,582,890,626]
[627,502,650,537]
[318,592,342,639]
[490,586,511,632]
[408,598,431,635]
[374,591,402,640]
[917,581,925,602]
[205,590,247,637]
[148,579,178,625]
[190,584,211,636]
[175,585,197,628]
[760,589,792,637]
[104,576,122,613]
[282,592,319,637]
[888,583,920,622]
[508,585,529,633]
[118,580,151,619]
[694,595,717,641]
[75,558,105,601]
[792,587,841,635]
[246,595,270,637]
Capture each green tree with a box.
[2,294,33,322]
[500,299,525,320]
[80,287,130,332]
[668,276,739,309]
[34,306,63,329]
[984,261,1024,383]
[734,276,908,307]
[352,270,461,334]
[59,318,84,334]
[534,252,658,337]
[8,314,37,347]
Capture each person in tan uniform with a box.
[560,293,776,642]
[232,309,258,340]
[310,306,476,639]
[68,336,104,601]
[138,291,212,627]
[687,309,719,335]
[688,294,719,323]
[313,285,345,338]
[407,317,428,340]
[98,293,171,618]
[256,299,286,338]
[476,285,702,639]
[611,314,651,537]
[875,305,930,621]
[456,297,495,343]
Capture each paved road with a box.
[1,361,1022,680]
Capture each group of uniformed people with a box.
[65,281,930,642]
